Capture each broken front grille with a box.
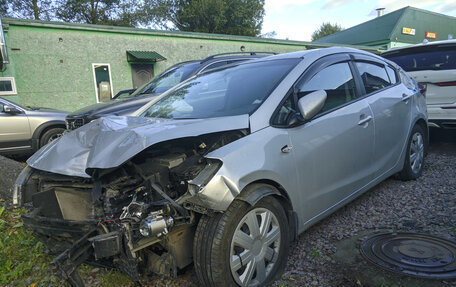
[30,173,100,221]
[66,118,85,130]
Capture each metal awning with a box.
[126,51,166,63]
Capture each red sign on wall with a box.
[425,31,437,39]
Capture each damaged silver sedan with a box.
[14,48,428,287]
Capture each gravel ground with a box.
[278,147,456,287]
[1,132,455,286]
[0,155,25,206]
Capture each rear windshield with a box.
[383,47,456,72]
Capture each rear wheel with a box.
[39,127,65,147]
[397,124,425,180]
[193,189,289,287]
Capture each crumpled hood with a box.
[27,115,250,178]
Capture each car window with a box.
[271,96,295,126]
[132,62,201,96]
[0,102,3,112]
[386,66,398,84]
[142,59,299,119]
[200,61,229,72]
[399,70,415,90]
[356,62,391,94]
[384,47,456,72]
[297,62,357,114]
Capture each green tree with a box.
[0,0,8,17]
[311,22,343,41]
[8,0,55,20]
[55,0,143,26]
[150,0,265,36]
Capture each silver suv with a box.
[0,97,67,155]
[15,47,427,287]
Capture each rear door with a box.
[352,54,412,178]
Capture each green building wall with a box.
[0,18,380,112]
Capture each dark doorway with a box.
[131,64,154,89]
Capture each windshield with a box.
[128,62,201,98]
[142,58,299,119]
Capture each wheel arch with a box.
[235,180,298,241]
[32,121,66,141]
[414,118,429,152]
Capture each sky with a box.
[262,0,456,41]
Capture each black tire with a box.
[39,127,65,147]
[397,124,425,181]
[193,185,289,287]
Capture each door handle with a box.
[358,115,372,126]
[402,93,413,101]
[281,145,293,153]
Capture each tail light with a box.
[436,81,456,87]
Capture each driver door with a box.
[277,57,376,224]
[0,100,32,151]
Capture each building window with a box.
[0,77,17,96]
[92,64,113,102]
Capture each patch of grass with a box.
[0,206,133,287]
[310,247,322,259]
[0,207,59,286]
[78,264,133,287]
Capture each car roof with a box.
[382,39,456,55]
[200,52,277,63]
[247,47,384,63]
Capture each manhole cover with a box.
[360,232,456,280]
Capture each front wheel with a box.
[397,124,425,180]
[39,127,65,147]
[193,189,289,287]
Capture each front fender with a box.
[185,126,299,212]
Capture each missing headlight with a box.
[187,159,222,195]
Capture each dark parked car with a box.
[113,88,136,99]
[66,52,276,130]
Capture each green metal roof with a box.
[126,50,166,63]
[315,6,456,46]
[0,17,383,53]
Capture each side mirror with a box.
[297,90,327,121]
[3,105,22,114]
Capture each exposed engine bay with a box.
[16,130,247,286]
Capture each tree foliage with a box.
[8,0,55,20]
[3,0,266,34]
[151,0,265,36]
[55,0,141,26]
[311,22,343,41]
[0,0,8,17]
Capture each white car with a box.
[382,40,456,129]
